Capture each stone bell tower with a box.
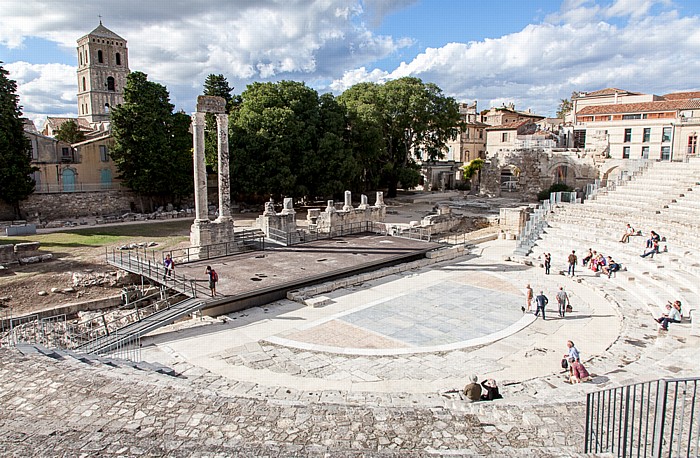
[76,21,130,126]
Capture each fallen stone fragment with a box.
[38,291,48,296]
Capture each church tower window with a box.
[84,50,88,63]
[82,77,86,91]
[107,77,115,91]
[116,53,121,65]
[98,50,104,63]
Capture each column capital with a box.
[191,111,206,126]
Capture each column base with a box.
[190,219,212,248]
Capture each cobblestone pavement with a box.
[0,348,598,457]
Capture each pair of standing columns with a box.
[191,112,231,222]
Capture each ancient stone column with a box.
[216,113,231,221]
[375,191,385,207]
[281,197,295,215]
[325,200,337,214]
[358,194,369,210]
[191,112,208,221]
[343,190,353,212]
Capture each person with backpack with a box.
[206,265,218,297]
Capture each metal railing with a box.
[126,229,266,266]
[513,199,552,256]
[106,250,211,298]
[587,159,650,200]
[585,377,700,457]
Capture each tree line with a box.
[0,63,462,217]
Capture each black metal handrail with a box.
[106,250,211,298]
[585,377,700,457]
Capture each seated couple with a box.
[656,300,682,331]
[463,375,502,402]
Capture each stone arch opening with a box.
[500,165,520,192]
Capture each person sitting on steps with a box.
[655,300,682,330]
[480,379,502,401]
[582,248,593,267]
[620,223,635,243]
[568,357,592,383]
[462,374,482,402]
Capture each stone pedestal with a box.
[190,219,212,247]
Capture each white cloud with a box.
[329,66,389,91]
[5,61,76,125]
[0,0,412,117]
[332,2,700,116]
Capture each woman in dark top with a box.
[481,379,503,401]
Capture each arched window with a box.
[98,50,103,63]
[84,50,88,64]
[107,76,115,91]
[79,52,83,66]
[82,77,86,91]
[104,103,110,113]
[116,53,121,65]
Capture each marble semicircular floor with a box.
[265,268,532,355]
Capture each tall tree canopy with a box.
[339,77,461,197]
[110,71,193,210]
[203,74,235,168]
[229,81,357,201]
[0,63,37,218]
[55,119,86,144]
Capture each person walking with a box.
[567,250,577,276]
[544,253,551,275]
[163,254,174,281]
[556,286,570,318]
[525,284,534,313]
[205,265,218,297]
[534,290,548,320]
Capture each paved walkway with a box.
[3,238,696,456]
[140,240,620,398]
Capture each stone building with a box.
[76,21,130,127]
[572,88,700,161]
[481,103,544,127]
[445,102,488,164]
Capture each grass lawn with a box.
[0,220,191,253]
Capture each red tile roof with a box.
[580,88,641,97]
[661,91,700,100]
[577,99,700,115]
[485,119,535,130]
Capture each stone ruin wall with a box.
[481,149,598,199]
[311,191,386,233]
[0,190,137,222]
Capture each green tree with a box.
[203,74,234,168]
[0,63,37,218]
[110,71,193,211]
[230,81,354,201]
[54,119,85,144]
[339,77,461,197]
[556,92,579,119]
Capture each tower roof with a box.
[79,22,125,42]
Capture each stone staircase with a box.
[523,160,700,398]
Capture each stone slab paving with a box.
[175,235,440,297]
[140,240,620,397]
[0,348,602,457]
[4,238,695,456]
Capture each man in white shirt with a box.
[656,302,682,330]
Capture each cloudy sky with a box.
[2,0,699,126]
